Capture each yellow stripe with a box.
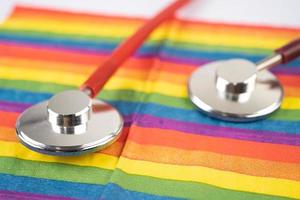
[0,140,117,170]
[1,18,292,49]
[106,77,186,97]
[1,140,299,198]
[282,97,300,109]
[1,19,167,41]
[1,66,299,109]
[0,57,163,80]
[0,66,85,86]
[0,57,95,74]
[118,157,300,199]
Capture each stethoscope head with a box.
[188,38,300,122]
[188,58,283,122]
[16,90,123,156]
[14,0,190,156]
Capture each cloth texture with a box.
[0,6,300,200]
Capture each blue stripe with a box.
[0,89,52,104]
[0,173,104,200]
[101,183,179,200]
[0,32,300,67]
[110,101,300,135]
[0,88,299,134]
[0,173,176,200]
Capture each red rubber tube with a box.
[275,38,300,64]
[80,0,190,98]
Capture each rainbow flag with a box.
[0,6,300,200]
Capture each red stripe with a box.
[0,111,19,127]
[128,125,300,164]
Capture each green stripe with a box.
[0,28,122,43]
[0,157,111,185]
[113,169,290,200]
[0,79,75,93]
[102,90,300,121]
[101,89,193,110]
[0,157,289,199]
[0,79,299,121]
[0,28,271,55]
[272,109,300,121]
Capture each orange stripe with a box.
[122,140,300,181]
[2,124,299,181]
[284,86,300,97]
[278,75,300,88]
[128,125,300,164]
[0,111,19,127]
[98,127,129,156]
[3,111,300,164]
[0,126,17,142]
[2,122,299,182]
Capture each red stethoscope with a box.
[15,0,300,156]
[16,0,190,156]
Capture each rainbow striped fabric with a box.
[0,6,300,200]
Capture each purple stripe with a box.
[1,101,300,145]
[0,190,76,200]
[161,56,300,75]
[160,54,207,66]
[0,101,30,112]
[272,67,300,75]
[1,40,203,66]
[124,114,300,146]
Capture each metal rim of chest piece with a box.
[16,90,123,156]
[188,59,284,122]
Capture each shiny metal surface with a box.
[256,54,282,71]
[188,59,283,122]
[215,59,257,102]
[16,90,123,156]
[47,90,92,134]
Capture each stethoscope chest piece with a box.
[16,90,123,156]
[188,59,283,122]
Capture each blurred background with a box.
[1,0,300,28]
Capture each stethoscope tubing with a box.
[80,0,190,98]
[15,0,191,156]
